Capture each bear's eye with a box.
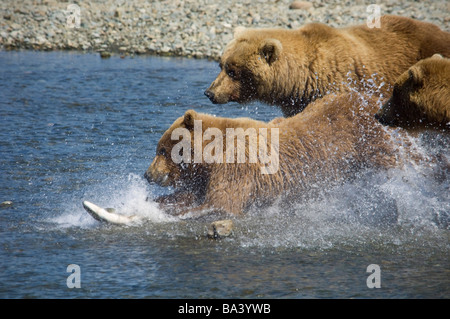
[158,148,167,157]
[226,67,240,80]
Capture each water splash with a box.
[50,173,175,228]
[102,174,175,224]
[235,162,449,250]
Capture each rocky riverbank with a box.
[1,0,449,60]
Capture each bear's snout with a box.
[205,71,241,104]
[375,111,394,126]
[144,157,172,186]
[375,100,398,127]
[144,168,169,186]
[204,89,216,103]
[143,170,153,183]
[374,109,386,124]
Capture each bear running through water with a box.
[143,92,422,219]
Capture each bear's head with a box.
[375,54,450,128]
[204,27,283,105]
[144,110,203,189]
[144,108,280,191]
[144,109,239,194]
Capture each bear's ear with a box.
[408,67,423,87]
[431,53,444,60]
[183,109,197,130]
[233,26,246,38]
[260,39,282,65]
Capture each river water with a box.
[0,51,448,299]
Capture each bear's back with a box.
[347,15,450,59]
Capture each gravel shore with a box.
[1,0,449,60]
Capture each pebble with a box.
[289,1,313,10]
[99,51,111,58]
[0,0,448,60]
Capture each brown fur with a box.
[376,54,450,129]
[144,92,408,219]
[205,15,450,117]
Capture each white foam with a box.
[102,174,176,223]
[237,163,449,249]
[51,173,175,228]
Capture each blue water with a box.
[0,51,448,299]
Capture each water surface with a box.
[0,51,448,298]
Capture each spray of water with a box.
[51,173,175,228]
[234,163,448,250]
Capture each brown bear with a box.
[205,15,450,117]
[144,92,410,219]
[375,54,450,129]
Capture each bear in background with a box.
[375,54,450,130]
[205,15,450,117]
[144,92,417,219]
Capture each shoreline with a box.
[1,0,449,61]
